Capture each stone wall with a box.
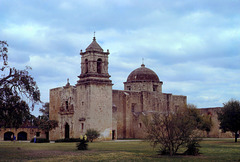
[76,83,113,140]
[199,107,233,138]
[49,85,76,140]
[124,82,162,93]
[112,90,187,139]
[49,82,113,140]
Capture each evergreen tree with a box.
[0,41,40,128]
[218,99,240,142]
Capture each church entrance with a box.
[65,123,69,139]
[112,130,115,140]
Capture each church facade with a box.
[49,37,187,140]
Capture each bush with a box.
[55,138,82,143]
[184,138,202,156]
[158,149,170,155]
[86,129,100,142]
[30,138,49,143]
[76,139,88,150]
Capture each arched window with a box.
[85,59,88,74]
[97,58,102,74]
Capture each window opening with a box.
[97,58,102,74]
[131,103,136,112]
[81,123,84,130]
[153,85,158,91]
[65,101,69,110]
[36,132,40,137]
[85,59,88,73]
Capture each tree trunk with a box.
[235,131,238,143]
[207,131,210,138]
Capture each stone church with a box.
[49,37,187,140]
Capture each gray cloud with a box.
[1,0,240,116]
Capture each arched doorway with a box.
[45,132,49,140]
[4,132,14,141]
[65,123,69,139]
[17,131,27,140]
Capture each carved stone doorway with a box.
[65,123,69,139]
[112,130,115,140]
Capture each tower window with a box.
[81,123,84,130]
[66,101,69,110]
[85,59,88,74]
[127,86,131,91]
[131,103,136,112]
[97,58,102,74]
[153,85,158,91]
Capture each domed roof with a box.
[126,64,160,83]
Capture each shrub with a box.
[55,138,82,143]
[184,138,202,156]
[158,149,170,155]
[76,139,88,150]
[30,138,49,143]
[86,129,100,142]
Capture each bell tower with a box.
[78,36,111,84]
[76,36,113,140]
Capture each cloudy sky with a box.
[1,0,240,116]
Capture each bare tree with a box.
[143,105,203,156]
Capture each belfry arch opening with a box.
[65,123,70,139]
[97,58,102,74]
[85,59,88,74]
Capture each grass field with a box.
[0,138,240,161]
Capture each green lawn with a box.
[0,139,239,161]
